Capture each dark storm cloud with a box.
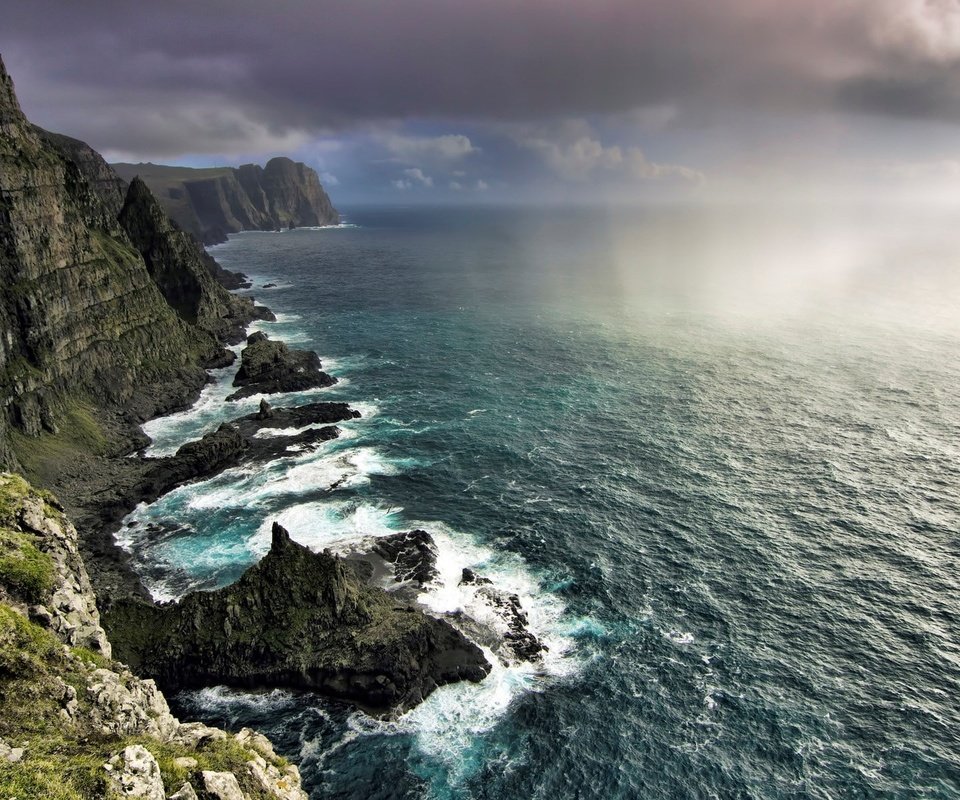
[2,0,960,156]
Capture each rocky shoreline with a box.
[0,50,548,797]
[76,321,547,712]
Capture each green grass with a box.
[11,400,108,486]
[70,646,112,671]
[0,474,31,524]
[0,530,55,603]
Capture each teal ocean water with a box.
[119,205,960,799]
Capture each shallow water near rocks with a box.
[121,204,960,799]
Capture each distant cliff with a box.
[112,159,340,245]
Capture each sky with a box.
[3,0,960,205]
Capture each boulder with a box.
[227,338,335,400]
[104,745,165,800]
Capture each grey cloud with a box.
[3,0,960,158]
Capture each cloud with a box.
[475,179,489,191]
[382,134,477,163]
[402,167,433,186]
[319,171,340,186]
[875,158,960,181]
[6,0,960,163]
[392,178,412,190]
[868,0,960,63]
[519,122,703,184]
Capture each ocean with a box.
[118,204,960,799]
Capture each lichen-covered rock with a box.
[0,473,110,655]
[201,770,246,800]
[87,667,179,739]
[104,744,166,800]
[168,782,199,800]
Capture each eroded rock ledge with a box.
[105,523,491,714]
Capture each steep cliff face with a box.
[119,177,254,343]
[0,473,309,800]
[0,55,230,468]
[111,159,339,245]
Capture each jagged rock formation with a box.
[0,473,308,799]
[31,127,126,224]
[105,523,491,714]
[373,530,440,586]
[227,332,336,400]
[111,159,340,245]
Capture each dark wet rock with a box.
[460,570,547,663]
[202,348,236,370]
[104,523,491,715]
[247,331,269,345]
[227,338,335,401]
[460,568,492,586]
[262,283,277,289]
[252,305,277,322]
[236,401,359,435]
[373,531,439,586]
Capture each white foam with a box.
[255,502,583,773]
[250,500,405,556]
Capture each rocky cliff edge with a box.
[0,473,309,799]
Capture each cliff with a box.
[111,160,340,245]
[118,176,255,343]
[0,55,244,471]
[0,473,309,799]
[0,53,272,601]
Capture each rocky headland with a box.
[111,159,340,246]
[105,523,490,714]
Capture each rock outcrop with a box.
[373,530,440,586]
[0,55,226,466]
[227,332,336,400]
[111,159,340,245]
[105,523,491,714]
[0,473,309,799]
